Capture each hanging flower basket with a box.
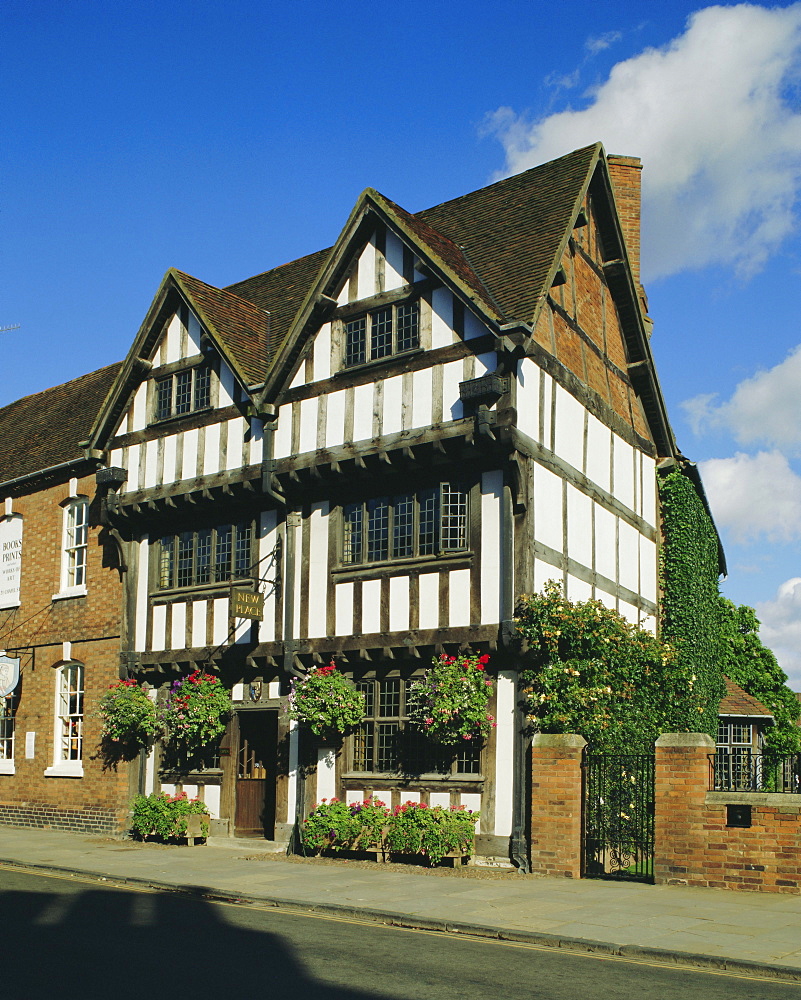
[408,653,496,745]
[287,662,366,738]
[161,670,231,753]
[98,679,158,756]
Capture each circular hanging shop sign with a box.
[0,655,20,698]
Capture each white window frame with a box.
[53,497,89,600]
[0,690,17,775]
[44,661,84,778]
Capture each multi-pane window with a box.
[159,522,253,589]
[57,663,84,763]
[352,677,480,775]
[343,484,467,565]
[344,300,419,367]
[63,500,89,589]
[155,363,211,420]
[714,720,757,791]
[0,692,16,762]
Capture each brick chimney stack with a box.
[607,153,649,325]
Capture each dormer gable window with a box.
[344,300,419,368]
[155,362,211,421]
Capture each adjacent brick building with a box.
[0,363,133,833]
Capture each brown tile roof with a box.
[0,362,122,485]
[720,677,773,718]
[172,270,271,387]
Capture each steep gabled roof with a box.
[720,677,773,719]
[0,362,122,487]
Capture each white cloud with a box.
[585,31,622,55]
[755,577,801,689]
[699,450,801,542]
[683,344,801,451]
[485,4,801,280]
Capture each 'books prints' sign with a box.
[0,516,22,610]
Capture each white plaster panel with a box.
[249,418,264,466]
[165,313,181,365]
[361,578,382,635]
[182,784,199,800]
[337,278,349,306]
[325,390,347,449]
[441,361,464,421]
[382,374,403,436]
[533,558,560,595]
[618,519,640,594]
[516,359,539,444]
[187,312,203,352]
[314,323,331,382]
[134,536,150,652]
[541,374,553,448]
[533,463,563,554]
[126,444,141,492]
[618,600,639,625]
[613,434,635,511]
[418,573,440,630]
[110,447,123,468]
[640,614,657,635]
[162,433,177,484]
[317,748,337,802]
[234,617,251,644]
[586,414,611,492]
[475,351,496,374]
[345,790,364,806]
[131,383,147,433]
[218,361,236,408]
[463,309,486,341]
[384,230,404,290]
[192,601,208,647]
[461,792,482,813]
[641,457,657,528]
[202,421,220,477]
[494,671,516,837]
[212,597,229,646]
[160,782,176,798]
[307,503,329,639]
[170,603,186,650]
[594,504,617,583]
[232,683,245,701]
[567,575,592,603]
[299,397,318,455]
[481,471,503,625]
[268,681,280,698]
[400,791,420,805]
[285,723,298,824]
[181,428,199,481]
[203,785,221,819]
[226,417,246,471]
[352,383,373,442]
[274,404,293,459]
[293,520,303,639]
[429,792,451,809]
[289,363,306,390]
[554,384,585,473]
[151,604,166,651]
[144,439,159,489]
[335,582,354,636]
[431,288,454,349]
[448,568,471,627]
[389,576,410,632]
[640,536,657,604]
[144,746,157,794]
[566,485,593,569]
[411,367,433,430]
[358,240,376,300]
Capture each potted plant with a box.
[98,679,158,759]
[287,661,365,739]
[130,791,210,843]
[408,652,496,745]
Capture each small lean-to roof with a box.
[720,677,773,719]
[0,362,122,486]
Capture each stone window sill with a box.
[44,762,84,778]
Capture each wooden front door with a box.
[234,711,277,838]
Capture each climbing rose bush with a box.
[161,671,231,751]
[408,653,496,745]
[287,662,365,737]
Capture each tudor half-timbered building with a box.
[85,144,682,861]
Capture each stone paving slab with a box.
[2,826,801,980]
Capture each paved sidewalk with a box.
[1,826,800,981]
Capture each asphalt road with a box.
[0,866,797,999]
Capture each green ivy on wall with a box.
[658,469,726,738]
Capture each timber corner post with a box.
[529,733,586,878]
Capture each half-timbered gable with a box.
[84,143,697,861]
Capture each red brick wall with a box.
[0,469,131,833]
[655,734,801,893]
[529,734,586,878]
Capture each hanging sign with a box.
[0,515,22,610]
[231,589,264,620]
[0,655,20,698]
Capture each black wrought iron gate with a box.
[582,751,655,882]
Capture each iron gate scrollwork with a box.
[583,751,655,882]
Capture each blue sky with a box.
[3,1,801,684]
